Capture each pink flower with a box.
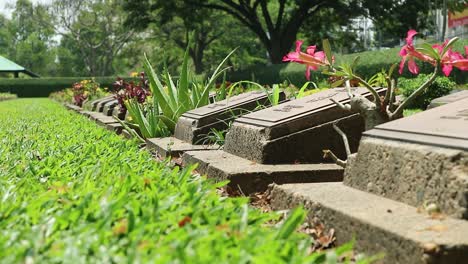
[438,45,468,76]
[283,40,328,80]
[399,30,434,75]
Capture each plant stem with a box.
[383,76,392,106]
[333,123,351,156]
[353,75,381,104]
[323,150,347,168]
[390,66,438,120]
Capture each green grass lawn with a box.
[0,98,363,263]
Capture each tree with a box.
[299,7,364,54]
[3,0,56,76]
[49,0,135,76]
[364,0,468,41]
[125,1,226,74]
[124,0,361,64]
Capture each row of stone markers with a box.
[271,91,468,263]
[64,88,468,263]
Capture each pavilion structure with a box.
[0,55,40,78]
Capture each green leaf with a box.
[322,39,333,65]
[178,44,191,111]
[418,43,439,60]
[276,207,305,240]
[331,79,345,88]
[196,48,238,108]
[297,81,317,98]
[351,56,360,70]
[143,53,175,129]
[388,63,397,77]
[442,37,459,57]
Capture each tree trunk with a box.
[441,0,447,41]
[265,31,297,64]
[193,53,204,74]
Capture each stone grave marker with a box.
[89,95,114,111]
[96,97,116,112]
[427,90,468,109]
[269,97,468,262]
[224,87,387,164]
[103,99,118,116]
[345,96,468,217]
[147,90,285,158]
[112,105,126,120]
[181,87,386,193]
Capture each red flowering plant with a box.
[283,30,468,167]
[113,72,169,140]
[113,72,150,113]
[72,79,102,107]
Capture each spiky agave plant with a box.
[143,46,237,134]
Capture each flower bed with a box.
[0,98,362,262]
[0,92,17,101]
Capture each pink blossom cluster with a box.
[399,29,468,76]
[283,30,468,80]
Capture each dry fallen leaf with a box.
[422,225,448,232]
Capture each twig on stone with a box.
[333,123,351,156]
[323,150,347,168]
[330,98,351,111]
[344,80,353,99]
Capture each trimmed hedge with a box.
[228,39,468,86]
[0,77,130,97]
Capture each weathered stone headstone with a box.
[112,105,126,120]
[427,90,468,109]
[65,103,81,112]
[269,98,468,262]
[102,99,118,116]
[345,96,468,218]
[224,87,386,164]
[147,90,286,158]
[88,95,114,111]
[96,97,116,112]
[181,87,385,193]
[175,90,284,144]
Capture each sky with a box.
[0,0,52,18]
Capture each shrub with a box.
[71,79,110,106]
[398,74,456,109]
[0,77,131,97]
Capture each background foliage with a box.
[1,0,463,82]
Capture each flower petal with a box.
[442,63,453,76]
[295,40,303,53]
[452,59,468,70]
[406,29,418,45]
[314,51,326,61]
[306,45,317,55]
[399,57,406,74]
[408,57,419,74]
[305,66,312,80]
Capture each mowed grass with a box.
[0,99,333,263]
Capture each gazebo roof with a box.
[0,56,40,77]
